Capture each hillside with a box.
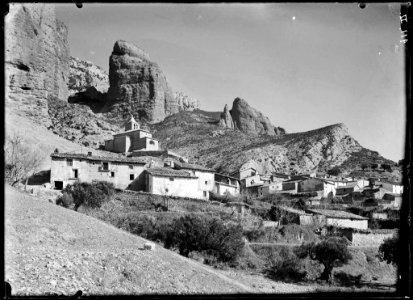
[5,185,321,295]
[152,110,397,176]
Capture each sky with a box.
[56,3,406,162]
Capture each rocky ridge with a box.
[154,110,393,175]
[5,3,70,126]
[103,40,179,123]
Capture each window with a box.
[130,174,135,180]
[110,172,115,177]
[67,159,73,166]
[169,178,174,181]
[203,191,207,197]
[165,188,169,193]
[129,165,133,169]
[73,169,78,179]
[149,140,155,145]
[205,180,208,185]
[103,162,109,171]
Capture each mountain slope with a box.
[153,110,396,175]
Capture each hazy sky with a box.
[56,3,405,161]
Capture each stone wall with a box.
[351,230,396,247]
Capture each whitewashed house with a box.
[50,152,147,190]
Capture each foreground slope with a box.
[7,185,319,295]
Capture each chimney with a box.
[88,151,92,156]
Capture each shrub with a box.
[378,236,398,265]
[328,167,341,176]
[267,247,306,282]
[56,192,74,208]
[63,181,113,210]
[165,214,244,263]
[334,271,362,287]
[244,227,267,242]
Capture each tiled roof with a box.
[381,180,403,186]
[50,153,146,164]
[145,167,197,178]
[306,209,368,220]
[278,206,311,216]
[174,162,215,173]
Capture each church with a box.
[104,115,159,154]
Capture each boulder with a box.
[103,40,179,123]
[218,104,235,129]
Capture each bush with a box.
[56,192,74,208]
[334,271,362,287]
[165,214,244,263]
[63,181,114,210]
[378,236,398,265]
[244,227,267,242]
[267,247,306,282]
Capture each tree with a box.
[328,167,341,177]
[5,134,43,189]
[371,163,378,170]
[296,237,352,282]
[378,236,398,265]
[361,163,368,171]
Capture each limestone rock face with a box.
[218,104,234,129]
[175,92,200,112]
[5,3,70,126]
[103,40,179,123]
[68,56,109,96]
[230,98,278,135]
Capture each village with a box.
[49,116,403,245]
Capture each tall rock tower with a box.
[103,40,179,123]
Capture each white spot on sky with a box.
[89,50,96,55]
[292,16,296,21]
[378,51,382,56]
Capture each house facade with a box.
[50,152,147,190]
[174,162,215,199]
[145,168,207,200]
[306,209,369,230]
[214,173,240,196]
[104,115,159,154]
[380,181,403,194]
[231,167,257,180]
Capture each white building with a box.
[380,180,403,194]
[50,152,147,190]
[145,167,208,200]
[214,173,240,196]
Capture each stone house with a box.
[305,209,369,230]
[214,173,240,196]
[243,174,264,188]
[230,167,257,180]
[258,181,283,196]
[145,167,208,200]
[174,162,215,198]
[382,193,403,209]
[104,115,159,154]
[276,206,314,226]
[379,180,403,194]
[50,152,147,190]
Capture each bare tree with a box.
[5,134,43,189]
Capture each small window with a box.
[165,188,169,193]
[130,174,135,180]
[103,162,109,171]
[205,180,208,185]
[111,172,115,177]
[67,159,73,166]
[149,140,155,145]
[129,165,133,169]
[73,169,78,179]
[203,191,207,197]
[169,178,174,181]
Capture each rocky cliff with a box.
[175,92,200,112]
[103,40,179,123]
[219,98,285,136]
[5,3,70,126]
[68,56,109,97]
